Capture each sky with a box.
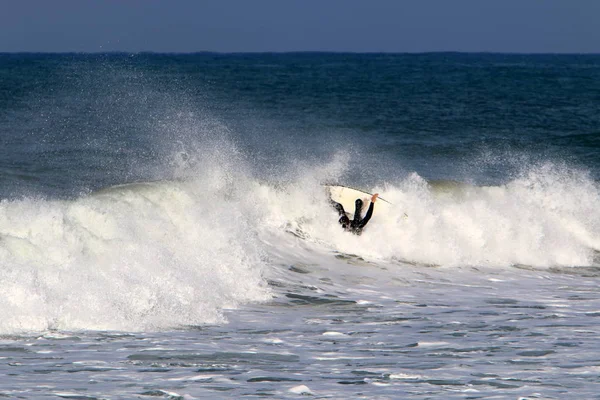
[1,0,599,53]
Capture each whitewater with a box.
[1,52,599,398]
[2,143,599,330]
[1,145,600,397]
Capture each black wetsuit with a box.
[334,198,374,235]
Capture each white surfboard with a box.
[325,184,392,218]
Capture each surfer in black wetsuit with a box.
[333,193,378,235]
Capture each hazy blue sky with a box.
[1,0,599,53]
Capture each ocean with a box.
[0,52,599,399]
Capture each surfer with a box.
[333,193,379,235]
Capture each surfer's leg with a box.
[352,198,363,225]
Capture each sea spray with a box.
[0,177,271,333]
[264,162,600,269]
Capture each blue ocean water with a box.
[0,53,599,398]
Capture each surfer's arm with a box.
[357,194,378,228]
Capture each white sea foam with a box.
[0,173,271,333]
[288,385,313,395]
[0,153,598,333]
[275,162,600,269]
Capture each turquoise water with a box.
[0,53,599,398]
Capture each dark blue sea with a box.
[1,53,599,399]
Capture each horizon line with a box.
[1,50,600,56]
